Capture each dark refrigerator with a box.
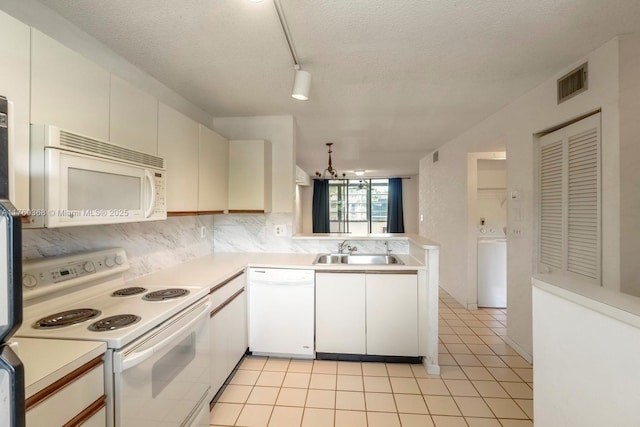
[0,95,25,427]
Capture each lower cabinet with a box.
[316,273,366,354]
[315,272,418,357]
[26,356,106,427]
[209,270,247,401]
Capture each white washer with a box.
[477,238,507,308]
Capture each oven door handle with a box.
[115,302,209,373]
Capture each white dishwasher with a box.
[248,268,315,358]
[477,238,507,308]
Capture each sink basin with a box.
[313,254,404,265]
[314,254,349,264]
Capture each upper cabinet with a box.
[0,10,30,210]
[198,125,229,212]
[31,29,110,141]
[228,140,272,213]
[158,103,199,212]
[109,75,158,155]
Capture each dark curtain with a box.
[312,179,330,233]
[387,178,405,233]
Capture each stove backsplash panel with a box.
[22,215,215,280]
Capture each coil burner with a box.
[33,309,101,329]
[88,314,141,332]
[111,287,147,297]
[143,288,190,301]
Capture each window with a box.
[537,113,601,284]
[328,179,389,233]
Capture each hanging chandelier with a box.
[315,143,345,179]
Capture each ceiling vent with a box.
[432,150,439,163]
[558,63,588,104]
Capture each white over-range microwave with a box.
[26,124,167,228]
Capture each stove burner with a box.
[111,287,147,297]
[88,314,141,332]
[33,309,101,329]
[143,288,190,301]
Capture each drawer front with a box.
[210,270,245,310]
[27,364,104,427]
[79,406,105,427]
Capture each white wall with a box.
[213,116,295,213]
[532,282,640,426]
[619,33,640,297]
[419,37,621,357]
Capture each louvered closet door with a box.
[539,138,564,271]
[566,121,600,280]
[537,113,601,283]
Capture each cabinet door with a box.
[209,306,229,399]
[315,273,366,354]
[31,29,110,141]
[226,290,247,372]
[366,274,419,357]
[157,103,199,212]
[198,125,229,212]
[0,10,30,209]
[228,140,271,212]
[109,74,158,155]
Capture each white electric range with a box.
[16,248,211,427]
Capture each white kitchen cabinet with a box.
[366,273,419,356]
[315,273,366,354]
[228,139,272,212]
[31,29,110,141]
[109,74,158,155]
[315,271,419,357]
[0,10,30,210]
[198,125,229,212]
[209,270,247,400]
[26,357,105,427]
[158,103,199,212]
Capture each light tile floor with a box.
[210,290,533,427]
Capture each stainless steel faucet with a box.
[347,245,358,255]
[384,241,391,255]
[337,240,348,254]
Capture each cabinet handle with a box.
[62,395,106,427]
[210,288,245,318]
[209,270,245,294]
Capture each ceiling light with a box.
[273,0,312,101]
[292,67,311,101]
[315,143,345,179]
[354,170,365,176]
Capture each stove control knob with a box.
[114,255,123,266]
[83,262,96,273]
[23,274,37,288]
[105,257,116,268]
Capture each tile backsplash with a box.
[22,215,215,280]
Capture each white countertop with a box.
[11,337,106,399]
[532,273,640,330]
[128,252,427,291]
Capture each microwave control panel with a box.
[153,171,166,214]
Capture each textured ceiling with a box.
[38,0,640,177]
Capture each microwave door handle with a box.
[116,302,209,372]
[143,170,155,218]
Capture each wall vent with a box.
[557,62,588,104]
[432,150,439,163]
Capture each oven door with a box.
[44,148,162,227]
[112,299,210,427]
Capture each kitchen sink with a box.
[313,254,404,265]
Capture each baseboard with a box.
[504,336,533,364]
[467,303,478,311]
